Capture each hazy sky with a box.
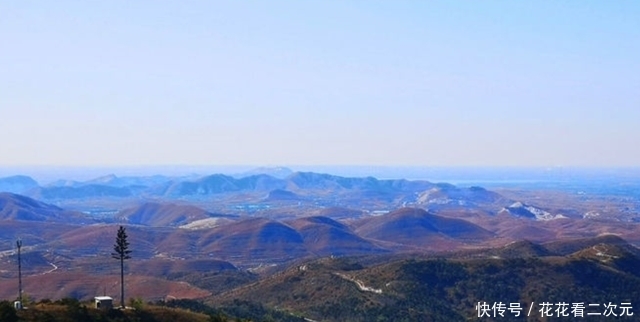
[1,1,639,167]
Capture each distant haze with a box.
[1,165,640,189]
[1,1,639,167]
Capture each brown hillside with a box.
[354,208,493,249]
[288,216,387,256]
[0,193,88,222]
[197,218,308,264]
[130,258,236,276]
[0,221,79,246]
[316,207,366,219]
[54,224,192,259]
[0,271,210,302]
[116,202,211,227]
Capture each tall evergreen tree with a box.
[112,226,131,308]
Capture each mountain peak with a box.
[0,175,39,194]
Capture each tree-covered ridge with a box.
[207,241,640,322]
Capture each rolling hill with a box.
[197,218,308,264]
[287,216,387,256]
[116,202,212,227]
[354,208,494,249]
[0,193,88,222]
[416,184,507,209]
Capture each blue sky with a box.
[1,1,639,167]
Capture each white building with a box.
[94,296,113,310]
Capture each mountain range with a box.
[1,190,639,266]
[1,169,639,321]
[0,171,599,224]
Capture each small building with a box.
[94,296,113,310]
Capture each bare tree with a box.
[112,226,131,308]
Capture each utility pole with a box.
[16,239,22,308]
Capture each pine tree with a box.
[112,226,132,308]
